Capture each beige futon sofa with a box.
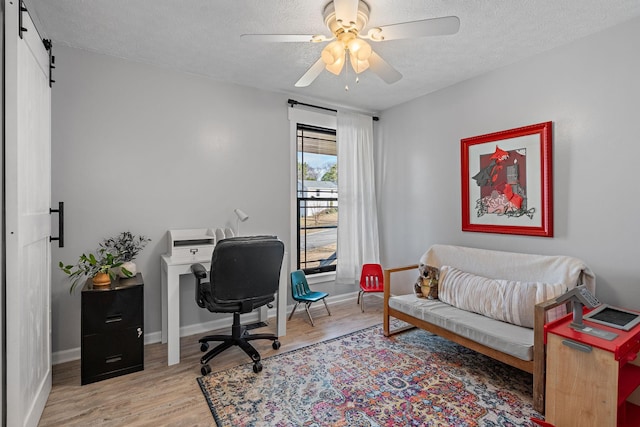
[383,244,595,413]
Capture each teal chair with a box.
[289,270,331,326]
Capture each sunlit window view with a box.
[296,124,338,274]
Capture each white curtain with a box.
[336,111,380,284]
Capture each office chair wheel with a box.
[253,362,263,373]
[201,364,212,375]
[272,340,281,350]
[200,342,209,352]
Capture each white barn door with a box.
[4,1,53,425]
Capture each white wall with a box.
[376,17,640,309]
[50,46,295,355]
[51,46,360,358]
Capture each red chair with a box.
[357,263,384,312]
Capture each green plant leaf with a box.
[61,232,150,294]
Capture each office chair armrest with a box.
[191,263,207,279]
[191,263,208,308]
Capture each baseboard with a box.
[52,347,81,365]
[52,291,359,365]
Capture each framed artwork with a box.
[461,121,553,237]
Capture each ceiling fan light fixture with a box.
[346,38,372,61]
[325,55,346,75]
[321,40,345,66]
[349,56,369,73]
[283,0,459,88]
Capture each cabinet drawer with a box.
[170,245,214,262]
[82,286,142,334]
[81,327,143,384]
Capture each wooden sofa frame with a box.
[383,264,570,414]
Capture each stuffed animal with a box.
[414,270,424,297]
[414,264,439,299]
[422,265,439,300]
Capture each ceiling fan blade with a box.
[295,58,326,87]
[368,52,402,84]
[364,16,460,41]
[334,0,359,27]
[240,34,330,43]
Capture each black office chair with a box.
[191,236,285,375]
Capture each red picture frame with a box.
[461,121,553,237]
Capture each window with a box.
[296,124,338,274]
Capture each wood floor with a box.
[38,296,384,427]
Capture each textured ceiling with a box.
[27,0,640,113]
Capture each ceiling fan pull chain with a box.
[344,50,350,91]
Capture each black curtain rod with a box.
[288,99,379,121]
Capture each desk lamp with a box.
[234,208,249,236]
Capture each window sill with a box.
[306,271,336,285]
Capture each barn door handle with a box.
[50,201,64,247]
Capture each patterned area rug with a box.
[197,325,541,426]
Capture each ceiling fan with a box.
[241,0,460,88]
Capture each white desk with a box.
[161,254,288,366]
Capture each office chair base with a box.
[197,313,280,375]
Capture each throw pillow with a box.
[438,265,567,328]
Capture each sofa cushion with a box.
[388,294,534,361]
[438,266,567,328]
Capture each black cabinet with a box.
[81,273,144,385]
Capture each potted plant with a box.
[59,248,124,293]
[100,231,151,278]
